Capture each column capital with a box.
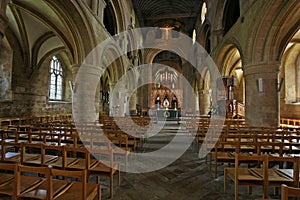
[244,62,280,76]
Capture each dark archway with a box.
[104,0,117,36]
[223,0,240,36]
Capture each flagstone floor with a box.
[98,120,279,200]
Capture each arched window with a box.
[49,56,63,100]
[201,2,207,24]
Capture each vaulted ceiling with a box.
[6,0,74,75]
[132,0,202,36]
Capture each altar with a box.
[156,109,178,118]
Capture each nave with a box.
[1,115,300,199]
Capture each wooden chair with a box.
[257,142,283,156]
[281,184,300,200]
[0,162,18,199]
[104,131,130,170]
[64,146,97,171]
[20,142,58,166]
[16,165,53,200]
[86,135,120,198]
[1,140,21,163]
[211,140,257,178]
[42,144,65,169]
[16,165,80,200]
[51,168,101,200]
[1,129,18,143]
[224,154,268,200]
[210,140,238,178]
[267,155,299,196]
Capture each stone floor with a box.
[99,120,279,200]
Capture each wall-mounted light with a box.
[257,78,263,93]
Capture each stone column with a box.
[118,85,125,117]
[0,0,8,41]
[72,63,99,122]
[195,90,200,115]
[129,90,137,114]
[109,81,126,116]
[92,0,106,24]
[109,82,116,116]
[210,29,223,50]
[296,61,300,102]
[244,63,280,126]
[199,89,211,115]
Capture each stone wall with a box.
[0,99,72,118]
[0,40,72,118]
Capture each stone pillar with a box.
[129,90,137,114]
[72,63,99,122]
[92,0,106,24]
[109,81,125,116]
[0,0,8,41]
[244,63,280,126]
[109,82,116,116]
[210,29,223,50]
[195,90,200,115]
[118,86,125,117]
[296,61,300,102]
[200,89,211,115]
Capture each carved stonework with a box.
[0,0,8,39]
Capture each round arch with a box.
[248,1,300,63]
[198,21,211,54]
[215,39,245,118]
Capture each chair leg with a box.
[110,172,113,198]
[118,170,121,186]
[98,184,101,200]
[215,159,218,178]
[209,155,212,172]
[224,168,227,193]
[248,185,252,194]
[274,187,278,196]
[235,181,238,200]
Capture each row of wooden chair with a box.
[224,154,300,200]
[0,162,100,200]
[1,115,151,153]
[209,141,279,178]
[1,124,134,163]
[1,140,120,198]
[280,118,300,128]
[0,114,73,130]
[207,131,300,178]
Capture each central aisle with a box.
[100,120,265,200]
